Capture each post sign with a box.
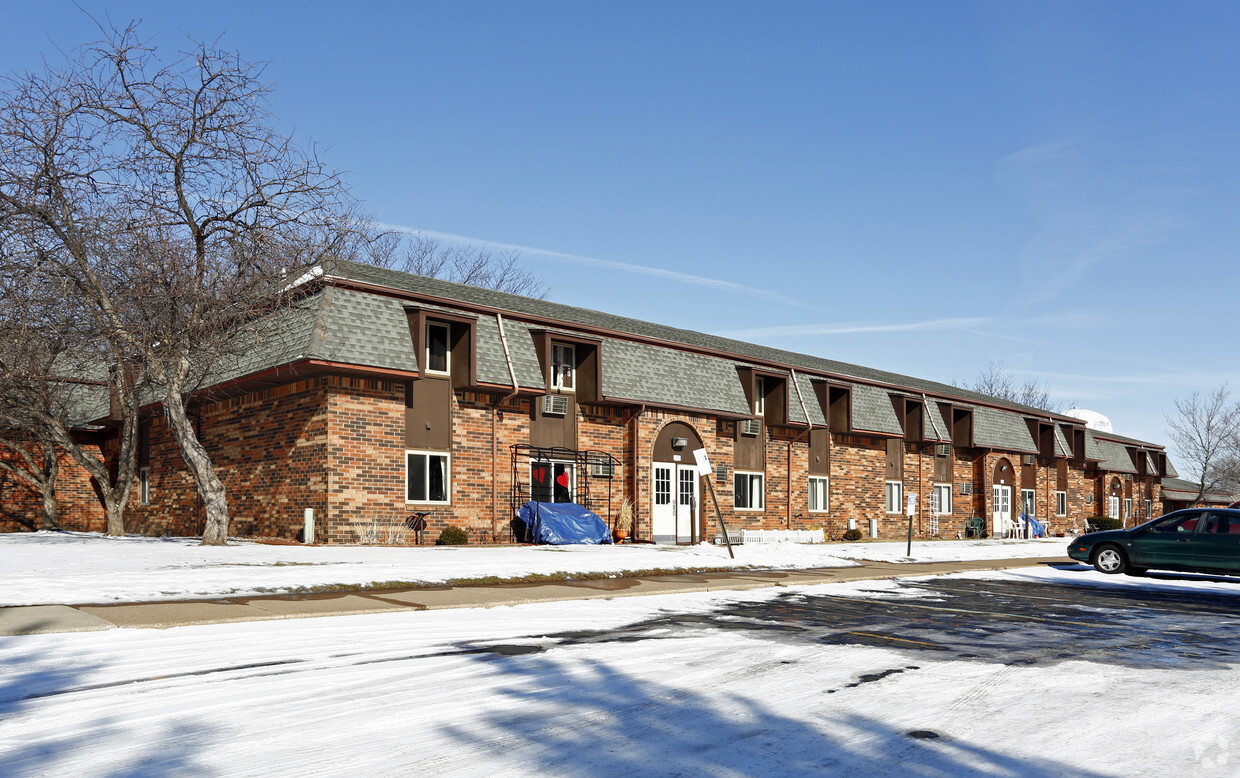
[692,448,713,477]
[906,493,917,518]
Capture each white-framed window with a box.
[1144,499,1152,520]
[1056,491,1067,517]
[735,471,764,510]
[1108,495,1120,520]
[531,460,575,503]
[1123,498,1132,520]
[754,376,766,417]
[885,481,903,514]
[551,342,575,391]
[932,483,952,516]
[1021,489,1035,517]
[426,322,450,375]
[139,467,150,506]
[406,450,450,503]
[809,476,829,513]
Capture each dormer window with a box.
[552,342,575,392]
[426,322,450,375]
[754,376,766,416]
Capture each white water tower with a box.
[1063,407,1113,433]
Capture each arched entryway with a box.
[651,422,704,544]
[1108,477,1123,522]
[992,457,1015,536]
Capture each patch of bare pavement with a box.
[0,555,1070,636]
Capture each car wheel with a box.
[1124,566,1148,577]
[1092,544,1127,575]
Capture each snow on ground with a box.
[0,530,1067,606]
[3,565,1238,777]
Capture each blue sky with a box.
[5,1,1238,449]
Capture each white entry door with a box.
[992,485,1012,537]
[652,463,697,544]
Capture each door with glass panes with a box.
[651,463,698,544]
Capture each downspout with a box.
[789,370,814,528]
[921,393,944,536]
[491,314,521,543]
[631,405,646,539]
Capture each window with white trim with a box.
[885,481,903,514]
[406,450,450,503]
[551,342,575,391]
[1123,498,1132,520]
[754,376,766,417]
[531,460,575,503]
[1056,491,1067,516]
[139,467,150,506]
[932,483,952,516]
[734,471,764,510]
[1108,495,1120,519]
[809,476,829,513]
[426,322,450,375]
[1021,489,1035,517]
[1144,499,1152,520]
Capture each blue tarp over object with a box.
[518,501,613,545]
[1020,513,1046,538]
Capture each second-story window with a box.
[754,376,766,416]
[552,342,575,391]
[426,322,450,375]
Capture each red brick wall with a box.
[124,377,329,539]
[0,444,106,533]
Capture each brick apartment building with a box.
[0,260,1175,543]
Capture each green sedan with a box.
[1067,508,1240,576]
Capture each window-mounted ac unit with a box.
[959,482,972,495]
[1022,454,1036,466]
[935,444,951,457]
[715,464,728,484]
[1086,494,1094,504]
[542,395,569,416]
[590,459,614,478]
[740,419,762,436]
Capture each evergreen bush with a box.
[435,526,469,545]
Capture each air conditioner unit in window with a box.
[959,482,972,495]
[935,444,951,457]
[542,395,569,416]
[590,458,614,478]
[1022,454,1036,466]
[740,419,761,436]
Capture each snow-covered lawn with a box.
[3,565,1237,777]
[0,530,1068,606]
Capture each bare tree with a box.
[0,317,140,536]
[1165,384,1240,505]
[372,231,548,298]
[952,360,1064,412]
[0,23,349,544]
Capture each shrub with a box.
[435,526,469,545]
[1085,517,1123,533]
[842,528,864,542]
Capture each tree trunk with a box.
[105,499,126,536]
[39,444,60,531]
[162,387,230,545]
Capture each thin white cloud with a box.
[717,317,994,339]
[377,224,810,308]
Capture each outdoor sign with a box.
[906,493,917,518]
[692,448,713,477]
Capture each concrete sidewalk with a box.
[0,555,1072,636]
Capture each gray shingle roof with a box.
[973,406,1038,452]
[1090,435,1137,474]
[322,260,1072,417]
[210,259,1169,463]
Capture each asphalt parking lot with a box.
[464,563,1240,671]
